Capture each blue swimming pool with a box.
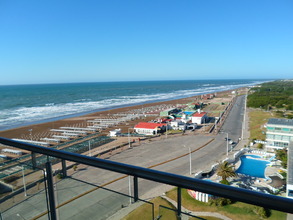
[183,111,195,115]
[236,155,270,178]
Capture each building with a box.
[265,118,293,151]
[287,142,293,199]
[134,122,166,135]
[160,108,180,117]
[191,111,208,125]
[170,120,186,130]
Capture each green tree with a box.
[275,149,288,169]
[216,161,237,183]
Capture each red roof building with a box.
[192,112,207,117]
[134,122,165,135]
[191,112,208,124]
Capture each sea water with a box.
[0,79,267,130]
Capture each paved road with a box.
[2,96,246,220]
[219,95,246,152]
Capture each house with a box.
[265,118,293,151]
[170,120,186,130]
[134,122,166,135]
[191,111,208,125]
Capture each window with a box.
[273,141,288,148]
[266,134,274,139]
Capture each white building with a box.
[170,120,186,130]
[265,118,293,151]
[191,111,208,125]
[134,122,166,135]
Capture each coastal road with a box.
[2,95,246,220]
[219,95,246,150]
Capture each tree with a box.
[216,161,237,183]
[275,149,288,169]
[209,161,237,207]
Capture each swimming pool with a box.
[183,111,195,115]
[236,155,270,178]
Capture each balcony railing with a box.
[0,137,292,220]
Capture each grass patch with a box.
[122,197,177,220]
[248,109,278,141]
[166,188,286,220]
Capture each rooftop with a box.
[192,112,207,117]
[267,118,293,127]
[134,122,165,129]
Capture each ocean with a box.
[0,79,267,131]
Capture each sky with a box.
[0,0,292,85]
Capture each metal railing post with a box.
[45,162,57,220]
[133,176,138,202]
[177,187,182,219]
[31,152,37,169]
[61,159,67,177]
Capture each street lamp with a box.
[165,122,169,139]
[28,129,33,140]
[184,145,192,175]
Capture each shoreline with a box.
[0,88,242,139]
[0,84,252,132]
[0,94,202,132]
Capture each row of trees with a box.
[247,80,293,110]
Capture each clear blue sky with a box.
[0,0,292,85]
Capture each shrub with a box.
[219,179,230,185]
[208,197,232,206]
[253,206,270,218]
[257,143,263,149]
[73,165,78,171]
[56,173,63,179]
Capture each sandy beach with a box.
[0,89,236,141]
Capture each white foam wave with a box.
[0,80,265,129]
